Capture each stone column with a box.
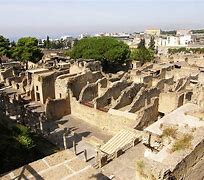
[63,132,67,150]
[84,149,87,162]
[39,114,44,134]
[73,140,77,155]
[95,149,99,165]
[148,133,152,147]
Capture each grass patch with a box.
[172,133,193,152]
[162,127,177,139]
[136,160,147,178]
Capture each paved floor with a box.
[43,115,113,167]
[59,115,112,142]
[101,143,146,180]
[1,150,108,180]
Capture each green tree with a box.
[12,37,43,68]
[137,39,146,49]
[131,48,154,64]
[68,36,130,66]
[131,39,154,64]
[45,35,50,49]
[149,36,155,51]
[0,35,11,57]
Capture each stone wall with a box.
[129,87,160,113]
[33,73,56,104]
[79,82,98,102]
[45,96,71,120]
[113,83,145,110]
[70,96,136,135]
[95,81,132,109]
[68,71,104,100]
[55,73,78,99]
[85,61,102,72]
[0,68,14,81]
[135,97,159,130]
[154,76,174,90]
[158,90,193,114]
[171,137,204,179]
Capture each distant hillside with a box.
[192,29,204,34]
[161,30,176,35]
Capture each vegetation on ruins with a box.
[0,121,58,174]
[136,160,148,178]
[66,36,130,69]
[162,127,177,139]
[168,47,204,55]
[131,39,154,64]
[12,37,43,64]
[171,133,193,152]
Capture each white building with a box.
[158,35,192,47]
[180,35,192,46]
[176,29,192,36]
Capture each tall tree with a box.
[137,39,146,49]
[149,36,155,51]
[131,38,154,64]
[0,35,11,57]
[12,37,43,68]
[46,35,50,49]
[69,37,130,65]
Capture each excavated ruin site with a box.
[1,53,204,180]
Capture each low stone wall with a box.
[70,97,136,135]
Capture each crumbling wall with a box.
[79,82,98,102]
[69,61,85,74]
[113,83,145,110]
[68,71,104,100]
[95,81,132,109]
[107,71,126,82]
[0,68,14,81]
[129,87,160,113]
[155,76,174,90]
[85,61,102,72]
[134,98,159,130]
[45,96,71,120]
[55,73,78,99]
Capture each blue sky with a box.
[0,0,203,39]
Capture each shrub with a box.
[172,134,193,152]
[17,135,35,150]
[162,127,177,139]
[13,124,29,136]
